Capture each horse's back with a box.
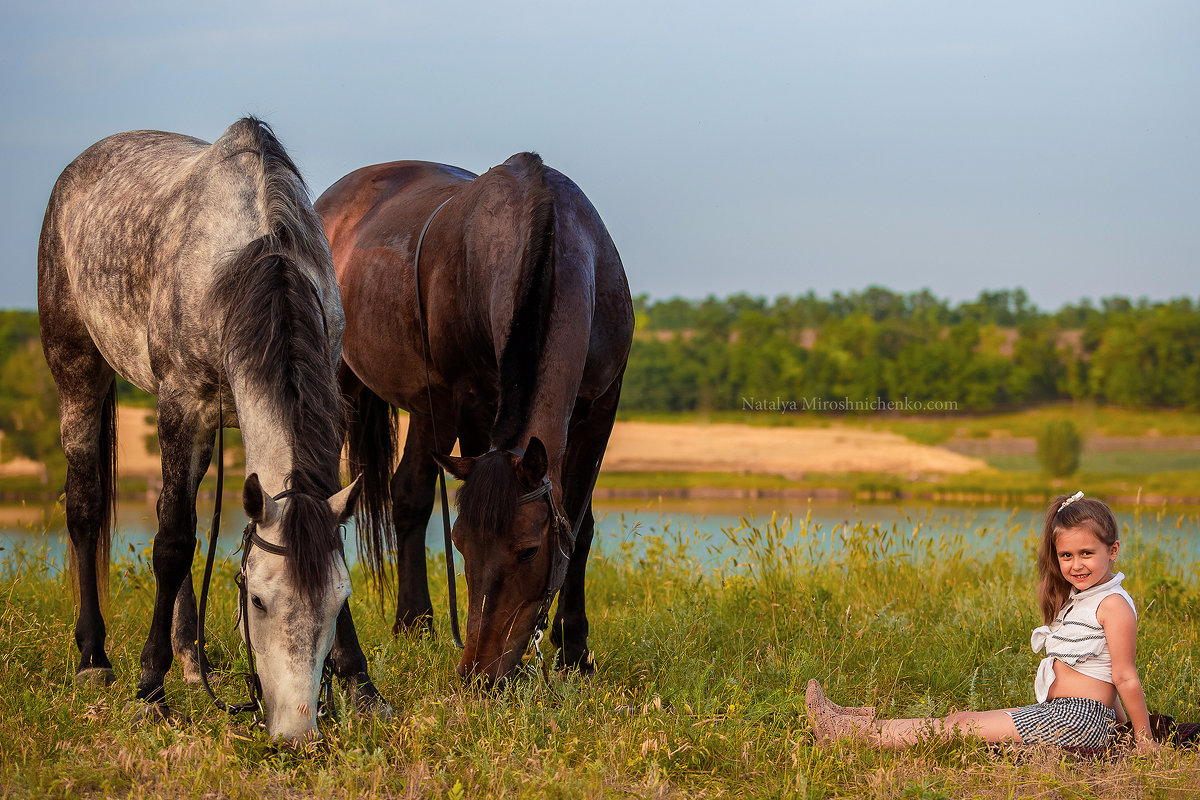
[321,156,631,402]
[543,166,633,393]
[39,122,299,394]
[317,161,477,258]
[39,130,214,391]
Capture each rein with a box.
[195,393,337,723]
[412,195,464,649]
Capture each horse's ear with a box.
[432,452,475,481]
[516,437,548,487]
[328,476,362,523]
[243,473,280,526]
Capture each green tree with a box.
[0,339,63,483]
[1037,420,1082,477]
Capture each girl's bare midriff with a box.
[1046,659,1117,708]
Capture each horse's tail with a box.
[69,380,117,605]
[491,153,557,450]
[345,376,397,597]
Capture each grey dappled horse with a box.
[38,118,381,741]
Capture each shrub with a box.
[1036,419,1082,476]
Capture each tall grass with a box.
[1,507,1198,798]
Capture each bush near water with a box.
[1037,419,1083,477]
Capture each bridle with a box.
[412,196,604,674]
[196,395,340,724]
[513,458,600,675]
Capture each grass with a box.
[983,451,1200,475]
[596,469,1200,510]
[616,404,1200,444]
[2,509,1199,797]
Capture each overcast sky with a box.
[2,1,1196,311]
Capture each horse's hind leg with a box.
[59,377,119,684]
[40,307,120,684]
[389,411,455,634]
[134,394,213,713]
[551,379,623,675]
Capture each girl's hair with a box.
[1036,494,1120,624]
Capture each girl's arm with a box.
[1099,594,1157,749]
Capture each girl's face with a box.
[1055,525,1119,592]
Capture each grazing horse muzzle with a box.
[218,477,360,741]
[240,540,349,741]
[455,597,543,687]
[448,462,576,687]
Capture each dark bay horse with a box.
[317,153,633,684]
[38,118,381,740]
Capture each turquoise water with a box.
[3,496,1198,576]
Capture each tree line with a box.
[621,287,1200,413]
[3,287,1199,471]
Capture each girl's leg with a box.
[871,710,1021,748]
[806,680,1021,748]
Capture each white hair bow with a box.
[1058,491,1084,512]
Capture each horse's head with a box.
[434,437,568,687]
[238,474,361,742]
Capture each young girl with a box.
[806,492,1158,751]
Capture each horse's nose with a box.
[457,659,507,691]
[274,727,321,752]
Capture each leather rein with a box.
[412,197,602,667]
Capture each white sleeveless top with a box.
[1030,571,1136,703]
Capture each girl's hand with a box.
[1135,735,1164,754]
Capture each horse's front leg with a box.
[551,384,622,676]
[329,601,390,714]
[551,505,596,676]
[171,575,207,683]
[134,397,212,718]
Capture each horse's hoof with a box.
[75,667,116,685]
[346,674,393,718]
[554,649,597,679]
[391,614,434,638]
[126,700,189,727]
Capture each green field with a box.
[617,404,1200,443]
[3,513,1199,798]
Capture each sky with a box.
[2,1,1197,311]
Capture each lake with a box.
[3,495,1198,577]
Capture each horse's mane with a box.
[209,118,342,607]
[454,451,521,540]
[491,153,556,450]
